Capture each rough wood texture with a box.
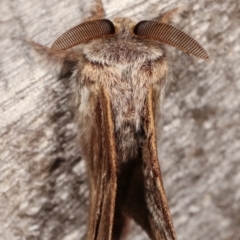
[0,0,239,239]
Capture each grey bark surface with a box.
[0,0,239,239]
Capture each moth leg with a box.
[86,0,105,20]
[159,8,179,23]
[29,40,79,79]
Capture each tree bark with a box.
[0,0,239,239]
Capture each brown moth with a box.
[31,0,209,239]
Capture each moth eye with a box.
[51,19,115,51]
[134,20,209,60]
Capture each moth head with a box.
[51,18,209,60]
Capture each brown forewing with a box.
[142,87,176,240]
[120,87,176,240]
[87,87,117,240]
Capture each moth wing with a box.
[142,87,176,240]
[86,87,117,240]
[122,87,176,240]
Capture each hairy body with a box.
[75,17,167,163]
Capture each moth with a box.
[31,0,209,239]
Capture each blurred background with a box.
[0,0,239,239]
